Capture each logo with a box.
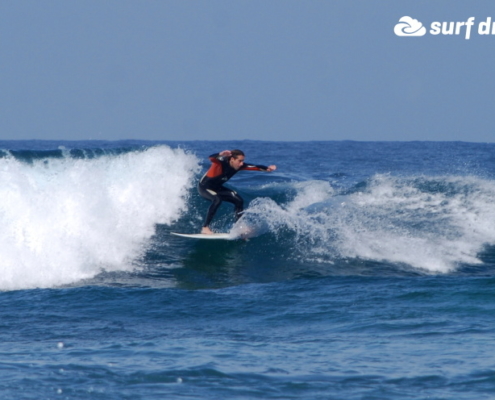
[394,16,427,37]
[393,16,495,39]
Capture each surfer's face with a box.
[230,156,245,170]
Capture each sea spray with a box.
[0,145,200,290]
[241,175,495,273]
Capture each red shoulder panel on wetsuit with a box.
[205,156,224,178]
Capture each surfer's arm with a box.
[242,164,277,172]
[208,150,231,163]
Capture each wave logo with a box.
[394,16,427,36]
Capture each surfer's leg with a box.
[233,193,244,221]
[217,189,244,222]
[198,185,222,230]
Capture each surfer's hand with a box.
[267,165,277,172]
[219,150,232,157]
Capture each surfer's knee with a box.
[231,191,243,207]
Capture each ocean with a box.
[1,140,495,399]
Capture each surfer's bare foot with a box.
[201,227,214,235]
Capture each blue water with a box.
[1,140,495,399]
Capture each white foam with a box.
[243,175,495,273]
[0,146,200,290]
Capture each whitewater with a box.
[0,145,199,290]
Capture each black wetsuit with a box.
[198,153,269,228]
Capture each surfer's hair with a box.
[230,149,245,159]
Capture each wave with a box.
[233,174,495,274]
[0,145,200,290]
[3,140,495,290]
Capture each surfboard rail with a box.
[171,232,234,240]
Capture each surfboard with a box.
[171,232,233,240]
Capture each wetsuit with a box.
[198,153,269,228]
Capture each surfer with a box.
[198,149,276,234]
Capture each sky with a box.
[0,0,494,142]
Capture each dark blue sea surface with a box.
[1,140,495,399]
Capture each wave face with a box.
[151,141,495,288]
[0,144,199,290]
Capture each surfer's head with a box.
[229,149,245,170]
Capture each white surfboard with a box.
[171,232,233,240]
